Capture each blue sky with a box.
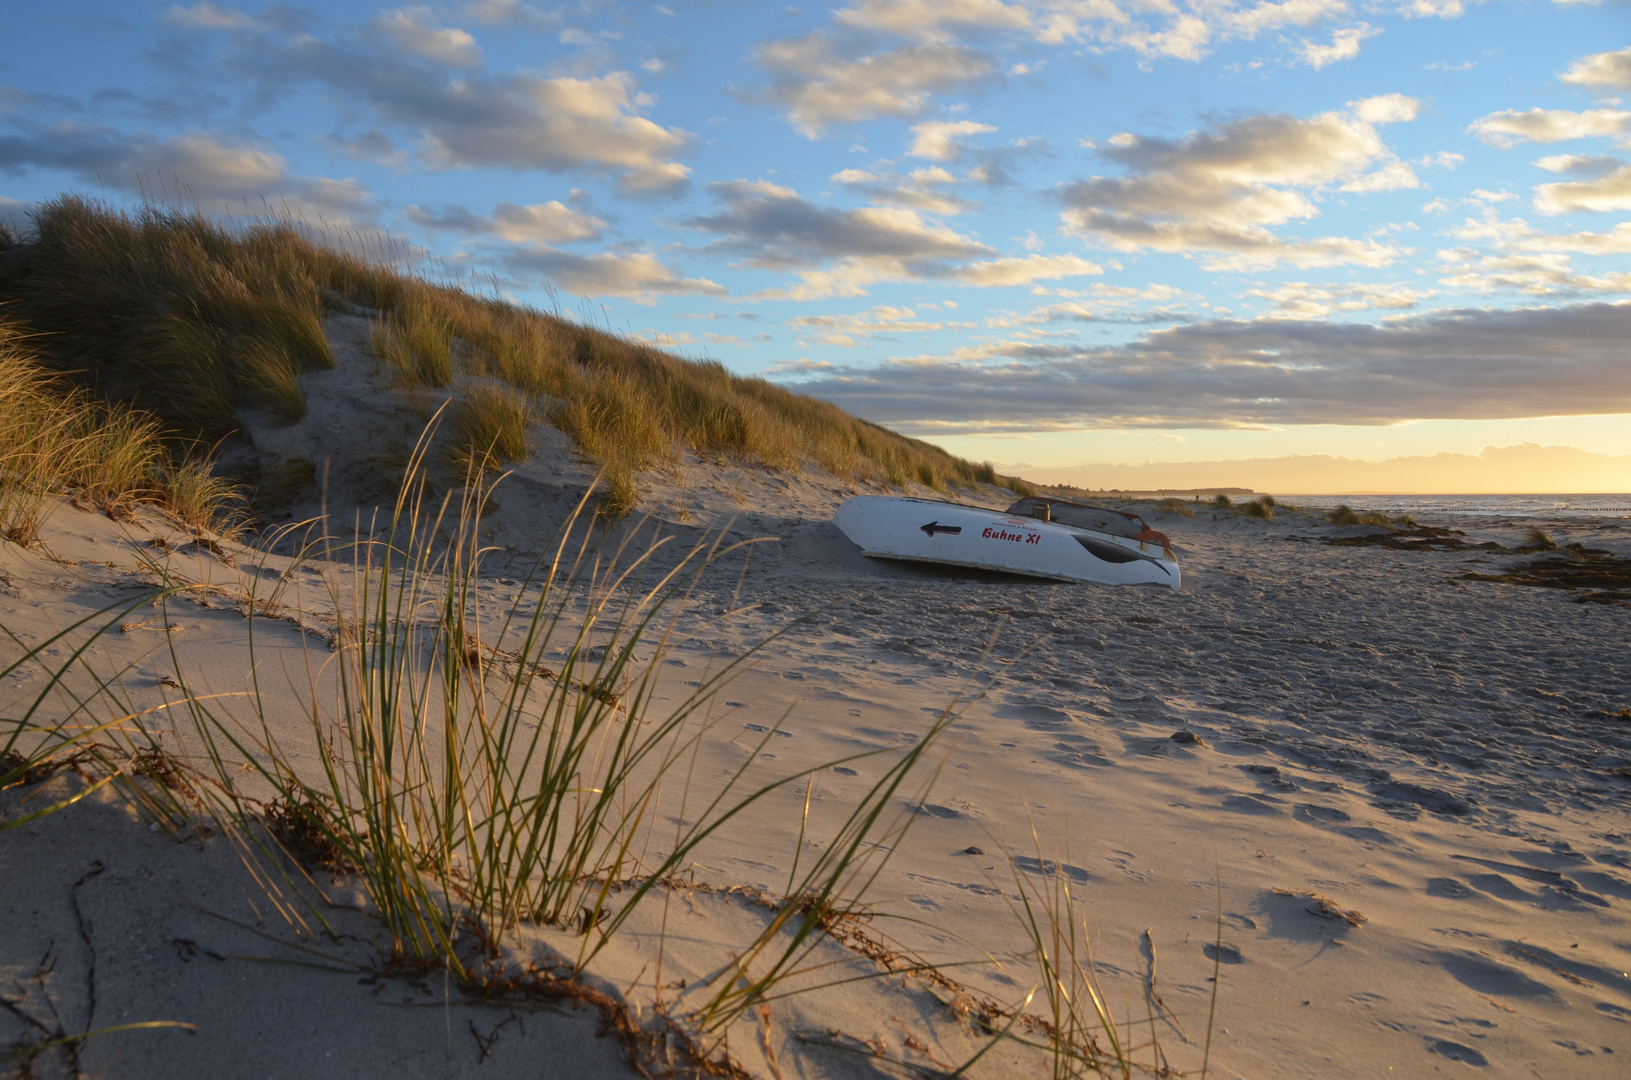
[3,1,1629,480]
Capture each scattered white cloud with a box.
[1222,0,1352,38]
[952,253,1104,286]
[1298,23,1378,70]
[404,200,604,243]
[790,303,973,346]
[462,0,553,27]
[0,125,374,223]
[1244,279,1432,316]
[1059,101,1416,269]
[501,247,726,301]
[744,34,995,137]
[834,0,1032,38]
[370,8,483,68]
[1399,0,1467,18]
[1436,209,1631,294]
[1468,107,1631,148]
[1352,92,1419,125]
[1419,150,1464,169]
[218,21,694,194]
[162,3,257,31]
[908,119,997,160]
[1533,153,1621,176]
[684,178,994,298]
[1561,46,1631,91]
[1535,164,1631,214]
[1437,250,1631,295]
[1449,210,1631,256]
[831,165,971,215]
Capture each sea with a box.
[1278,494,1631,519]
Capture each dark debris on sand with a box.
[1462,544,1631,605]
[1324,524,1505,553]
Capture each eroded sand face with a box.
[4,480,1628,1078]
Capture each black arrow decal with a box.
[920,521,963,537]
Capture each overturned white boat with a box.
[834,495,1180,590]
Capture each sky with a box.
[2,0,1629,491]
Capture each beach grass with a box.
[0,197,337,441]
[1242,496,1275,520]
[0,318,244,544]
[0,451,1169,1075]
[1,196,1028,516]
[1326,505,1393,527]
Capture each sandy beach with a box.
[0,316,1626,1078]
[6,418,1630,1078]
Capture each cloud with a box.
[743,1,1363,135]
[163,3,257,30]
[1561,46,1631,91]
[500,247,724,301]
[1436,250,1631,295]
[1533,153,1621,176]
[1035,0,1349,59]
[952,253,1104,286]
[789,303,973,346]
[1058,101,1416,270]
[462,0,554,27]
[370,8,483,68]
[831,166,972,215]
[1419,151,1464,169]
[404,200,604,243]
[0,125,374,222]
[230,22,692,193]
[1437,210,1631,293]
[1448,209,1631,256]
[1244,280,1431,316]
[908,119,997,160]
[1398,0,1467,18]
[781,302,1631,431]
[683,179,994,298]
[0,194,33,234]
[1534,164,1631,214]
[834,0,1032,38]
[1468,108,1631,148]
[1298,23,1378,70]
[1352,92,1419,125]
[744,34,995,137]
[1224,0,1352,37]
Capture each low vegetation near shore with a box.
[0,197,1026,517]
[0,319,242,544]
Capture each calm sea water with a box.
[1279,494,1631,518]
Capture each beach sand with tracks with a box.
[4,320,1629,1078]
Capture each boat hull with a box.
[833,496,1180,590]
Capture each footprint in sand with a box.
[1435,950,1557,1000]
[1427,1039,1489,1067]
[1012,855,1090,884]
[1202,942,1244,965]
[1425,877,1477,899]
[1597,1003,1631,1022]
